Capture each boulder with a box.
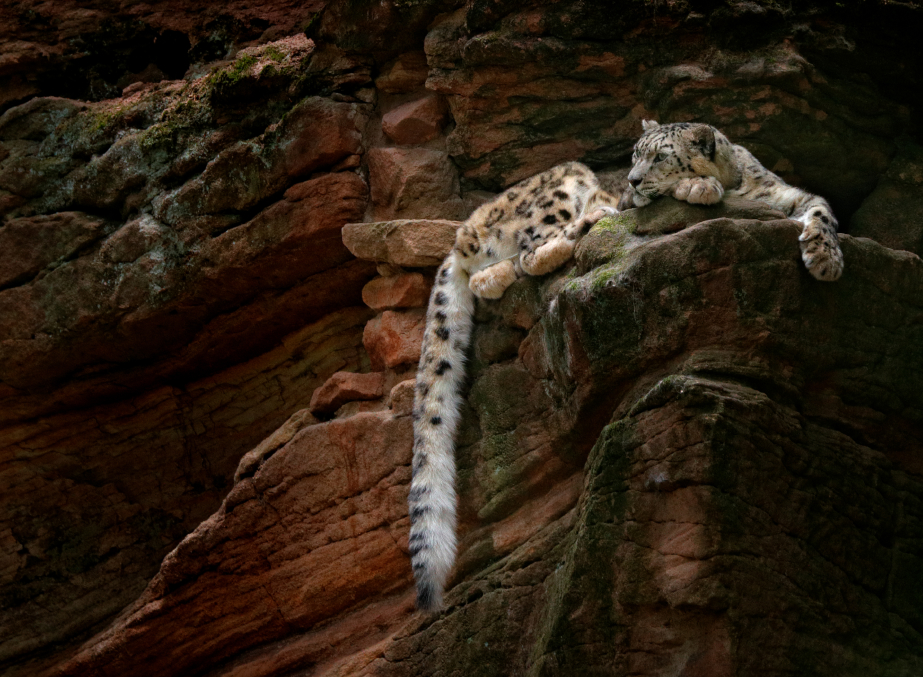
[309,371,387,415]
[376,51,430,94]
[362,273,433,310]
[367,147,465,220]
[343,219,460,267]
[363,309,427,371]
[382,94,450,145]
[850,140,923,257]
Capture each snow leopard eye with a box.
[654,152,668,163]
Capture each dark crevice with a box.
[0,10,308,116]
[58,225,121,264]
[678,368,802,410]
[206,168,356,239]
[152,31,193,79]
[0,217,119,293]
[0,270,48,294]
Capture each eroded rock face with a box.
[22,201,922,677]
[424,1,921,224]
[851,140,923,256]
[0,38,375,420]
[49,410,414,677]
[372,207,923,676]
[0,307,374,673]
[0,32,380,675]
[3,1,923,675]
[0,1,327,106]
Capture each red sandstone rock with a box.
[158,97,367,221]
[0,38,374,427]
[363,309,426,371]
[342,219,459,267]
[309,371,386,415]
[195,172,368,294]
[367,147,465,220]
[0,307,373,673]
[362,273,432,310]
[0,211,108,287]
[382,94,449,145]
[389,379,415,416]
[0,170,371,406]
[48,410,414,677]
[27,211,923,677]
[0,69,379,671]
[375,51,429,93]
[234,408,319,483]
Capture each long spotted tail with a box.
[409,252,475,611]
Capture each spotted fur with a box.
[409,162,619,611]
[619,120,844,281]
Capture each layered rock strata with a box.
[0,35,380,673]
[20,200,923,677]
[2,0,923,675]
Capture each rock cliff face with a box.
[1,1,922,675]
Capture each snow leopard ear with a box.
[689,126,742,190]
[641,119,660,132]
[684,124,716,160]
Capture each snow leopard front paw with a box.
[469,259,518,299]
[587,206,618,222]
[521,237,575,277]
[799,225,844,282]
[673,176,724,205]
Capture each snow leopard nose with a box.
[628,177,642,187]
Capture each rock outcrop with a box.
[20,200,923,677]
[2,1,923,676]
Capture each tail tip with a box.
[415,580,443,613]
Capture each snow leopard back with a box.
[408,162,619,611]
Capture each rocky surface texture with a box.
[1,1,922,676]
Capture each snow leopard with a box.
[409,161,620,611]
[618,120,844,281]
